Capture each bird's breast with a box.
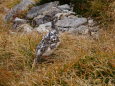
[42,47,54,56]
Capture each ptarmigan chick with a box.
[33,17,60,64]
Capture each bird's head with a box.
[51,16,58,30]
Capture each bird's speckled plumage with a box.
[34,17,60,63]
[36,29,60,56]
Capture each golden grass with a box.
[0,0,20,8]
[0,29,114,86]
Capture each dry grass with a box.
[0,29,114,86]
[0,0,19,16]
[0,0,115,86]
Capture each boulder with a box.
[5,0,35,22]
[42,7,62,17]
[26,1,59,19]
[55,11,76,19]
[88,18,97,27]
[15,24,33,33]
[13,17,28,29]
[32,15,52,26]
[34,22,52,33]
[57,25,89,35]
[68,15,78,19]
[69,25,89,35]
[57,27,69,32]
[32,7,62,26]
[7,1,99,37]
[58,4,71,11]
[89,26,99,39]
[56,17,87,28]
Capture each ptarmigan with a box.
[33,17,60,64]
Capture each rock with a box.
[13,17,28,29]
[42,7,62,17]
[34,22,52,33]
[56,17,87,28]
[32,15,52,26]
[68,15,78,19]
[6,1,99,37]
[26,1,59,19]
[69,25,89,35]
[88,19,94,27]
[57,25,89,35]
[55,11,75,19]
[58,4,71,11]
[57,27,70,32]
[5,0,35,22]
[32,7,62,26]
[88,18,98,27]
[89,26,99,39]
[16,24,33,33]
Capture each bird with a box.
[33,17,60,65]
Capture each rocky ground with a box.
[6,1,99,38]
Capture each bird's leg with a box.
[32,57,38,70]
[32,57,47,69]
[32,57,43,65]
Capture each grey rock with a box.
[6,1,99,37]
[89,26,99,39]
[57,25,89,35]
[69,25,89,35]
[5,0,35,22]
[55,11,76,20]
[32,15,52,26]
[88,19,94,26]
[34,22,52,33]
[57,27,70,32]
[56,17,87,28]
[26,1,59,19]
[32,7,61,26]
[42,7,62,17]
[68,15,78,19]
[16,24,33,33]
[13,17,27,29]
[58,4,71,11]
[88,19,98,27]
